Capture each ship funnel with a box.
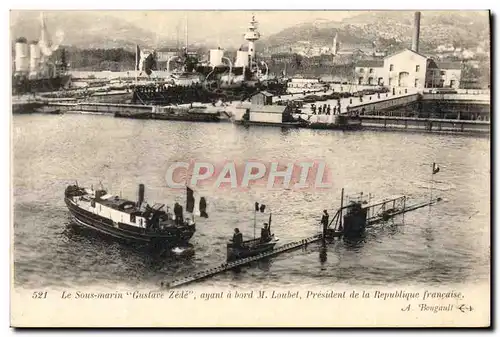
[14,37,30,73]
[29,41,41,77]
[137,184,145,206]
[235,50,249,67]
[209,49,224,67]
[411,11,421,53]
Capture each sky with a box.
[106,11,357,42]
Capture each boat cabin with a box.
[251,91,274,106]
[246,105,294,124]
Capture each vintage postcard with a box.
[10,9,491,327]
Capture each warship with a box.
[12,13,71,96]
[132,15,288,105]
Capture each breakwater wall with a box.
[360,116,489,135]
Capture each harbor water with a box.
[13,114,490,290]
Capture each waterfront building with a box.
[354,48,462,89]
[354,59,385,86]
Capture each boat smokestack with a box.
[14,37,30,74]
[411,11,421,53]
[137,184,145,206]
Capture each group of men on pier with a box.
[310,103,340,115]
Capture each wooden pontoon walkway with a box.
[164,197,442,289]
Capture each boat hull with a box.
[64,197,195,247]
[226,236,278,261]
[235,120,302,128]
[151,112,221,122]
[227,242,277,261]
[114,111,151,119]
[12,101,44,114]
[12,75,72,95]
[306,122,363,130]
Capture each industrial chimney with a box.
[411,11,421,53]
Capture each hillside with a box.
[10,11,168,50]
[261,11,490,54]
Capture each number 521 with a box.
[32,291,47,299]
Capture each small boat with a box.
[226,202,278,261]
[234,120,303,128]
[36,106,63,115]
[64,183,206,248]
[303,114,363,130]
[151,105,221,122]
[226,234,279,261]
[114,111,151,119]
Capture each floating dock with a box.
[164,196,442,289]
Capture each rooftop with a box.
[250,105,288,114]
[385,48,429,60]
[356,60,384,68]
[436,61,463,70]
[257,91,274,97]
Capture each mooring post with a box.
[402,196,406,222]
[339,188,344,231]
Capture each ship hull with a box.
[306,123,363,130]
[132,81,288,106]
[13,75,72,95]
[64,197,195,247]
[151,112,220,122]
[12,101,44,114]
[235,120,302,128]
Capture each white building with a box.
[355,48,462,89]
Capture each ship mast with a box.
[40,12,48,48]
[244,14,260,72]
[184,13,188,50]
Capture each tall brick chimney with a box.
[411,11,421,53]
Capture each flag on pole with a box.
[143,51,157,76]
[199,197,208,218]
[186,186,208,217]
[254,202,266,213]
[186,186,195,213]
[432,163,440,175]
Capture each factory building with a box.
[384,49,430,88]
[355,49,462,89]
[354,60,385,85]
[433,62,462,88]
[354,12,462,89]
[156,48,180,62]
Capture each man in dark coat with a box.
[232,228,243,248]
[321,210,329,232]
[260,223,271,243]
[174,202,183,225]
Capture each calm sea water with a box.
[12,114,490,289]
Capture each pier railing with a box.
[421,93,490,103]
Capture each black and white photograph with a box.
[9,9,491,327]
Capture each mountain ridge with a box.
[10,11,490,53]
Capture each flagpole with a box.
[135,45,138,85]
[429,163,434,206]
[253,207,256,241]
